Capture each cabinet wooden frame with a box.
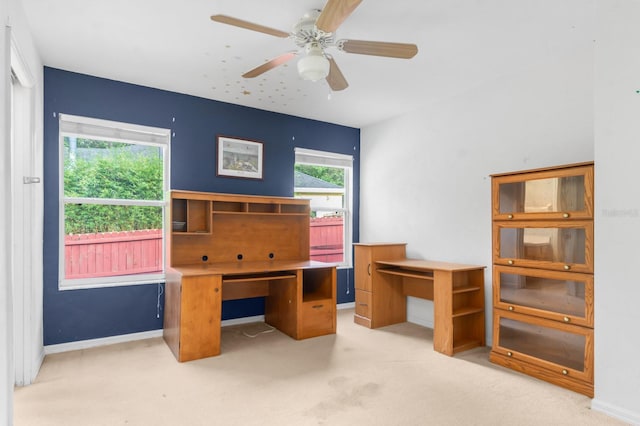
[492,220,594,274]
[493,265,593,327]
[492,162,594,221]
[491,309,594,386]
[353,243,407,328]
[490,162,595,397]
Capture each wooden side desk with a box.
[354,246,486,356]
[164,260,336,362]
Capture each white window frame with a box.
[294,147,353,268]
[58,114,170,290]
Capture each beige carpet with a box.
[14,309,623,426]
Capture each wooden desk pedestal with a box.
[354,244,486,356]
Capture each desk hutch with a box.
[163,190,337,362]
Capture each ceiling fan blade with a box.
[339,39,418,59]
[242,52,297,78]
[326,57,348,91]
[210,15,289,38]
[316,0,363,33]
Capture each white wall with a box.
[1,4,14,423]
[361,34,594,335]
[1,0,44,424]
[361,2,640,423]
[592,1,640,423]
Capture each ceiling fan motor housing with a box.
[293,10,334,50]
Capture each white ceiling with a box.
[20,0,592,128]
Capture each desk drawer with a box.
[355,290,372,319]
[299,299,335,339]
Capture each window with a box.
[59,114,170,289]
[294,148,353,267]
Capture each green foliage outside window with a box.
[64,138,163,234]
[294,164,344,187]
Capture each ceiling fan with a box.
[211,0,418,91]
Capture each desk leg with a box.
[433,270,454,356]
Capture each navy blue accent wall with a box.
[43,67,360,345]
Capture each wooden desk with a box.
[164,261,336,362]
[164,191,337,362]
[354,243,485,356]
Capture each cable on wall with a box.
[157,283,164,319]
[346,268,350,295]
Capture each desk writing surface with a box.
[376,259,486,272]
[169,260,336,277]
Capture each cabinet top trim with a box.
[171,189,308,205]
[490,161,594,178]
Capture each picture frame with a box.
[216,135,264,180]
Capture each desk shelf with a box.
[377,268,434,280]
[452,306,485,318]
[453,286,481,295]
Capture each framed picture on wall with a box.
[216,135,264,180]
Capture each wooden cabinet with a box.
[164,271,222,362]
[490,162,594,397]
[354,243,407,328]
[164,190,336,362]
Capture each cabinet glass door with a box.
[494,311,593,382]
[494,265,593,326]
[492,164,593,220]
[493,221,593,273]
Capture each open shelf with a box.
[302,268,333,302]
[280,204,309,215]
[377,268,434,280]
[210,200,309,216]
[212,201,246,213]
[172,198,211,234]
[452,306,484,318]
[452,286,481,294]
[453,338,484,354]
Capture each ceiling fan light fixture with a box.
[297,45,329,82]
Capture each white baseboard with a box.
[44,329,164,355]
[43,316,273,355]
[44,306,354,355]
[221,315,265,327]
[337,302,355,310]
[32,348,45,383]
[591,399,640,425]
